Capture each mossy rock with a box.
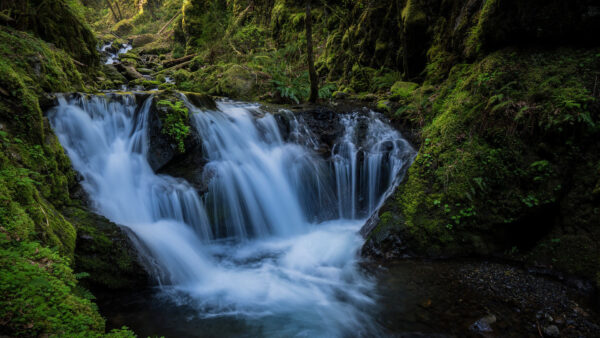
[2,0,99,65]
[132,34,155,48]
[390,81,419,101]
[64,207,149,290]
[113,19,134,36]
[365,48,600,283]
[146,91,206,170]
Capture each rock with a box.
[184,92,217,110]
[64,207,149,290]
[333,91,348,99]
[136,67,153,75]
[157,147,208,193]
[113,19,133,36]
[469,314,496,333]
[543,325,560,337]
[115,63,144,81]
[132,34,155,48]
[101,64,127,84]
[146,92,205,171]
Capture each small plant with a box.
[157,100,190,153]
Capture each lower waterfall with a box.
[48,93,415,337]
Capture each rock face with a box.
[64,207,149,290]
[146,91,215,173]
[357,1,600,286]
[274,107,343,155]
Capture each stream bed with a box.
[96,259,600,337]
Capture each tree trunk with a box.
[105,0,119,22]
[305,2,318,103]
[114,0,123,21]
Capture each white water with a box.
[49,94,414,337]
[101,42,133,65]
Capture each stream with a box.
[48,93,415,337]
[46,93,600,337]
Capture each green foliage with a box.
[0,239,104,336]
[372,48,600,274]
[157,99,191,153]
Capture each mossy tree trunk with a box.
[105,0,120,21]
[305,1,318,103]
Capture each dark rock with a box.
[469,314,496,333]
[184,92,217,111]
[146,92,213,172]
[158,149,208,193]
[543,325,560,337]
[64,207,149,290]
[146,101,178,171]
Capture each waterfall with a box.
[48,94,415,337]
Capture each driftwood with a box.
[162,54,197,69]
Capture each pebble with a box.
[543,324,560,337]
[469,314,497,333]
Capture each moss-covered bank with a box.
[0,2,143,335]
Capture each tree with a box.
[305,2,318,103]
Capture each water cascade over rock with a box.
[48,93,415,336]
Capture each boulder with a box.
[64,207,149,290]
[132,34,155,48]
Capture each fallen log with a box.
[162,54,197,69]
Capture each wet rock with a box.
[469,314,496,333]
[543,325,560,337]
[185,92,217,111]
[146,92,213,172]
[157,148,208,193]
[276,107,343,154]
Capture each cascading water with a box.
[48,93,415,337]
[100,41,133,65]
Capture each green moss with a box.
[3,0,99,65]
[156,97,191,153]
[465,0,499,57]
[113,19,134,36]
[0,240,104,336]
[372,48,600,279]
[64,207,147,290]
[401,0,426,26]
[390,81,419,101]
[0,16,136,337]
